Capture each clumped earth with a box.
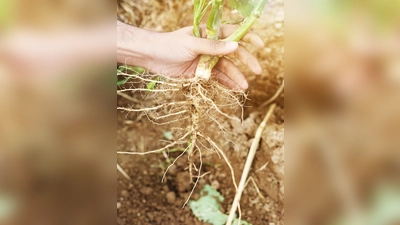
[117,0,284,224]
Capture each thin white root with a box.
[197,132,238,192]
[117,92,141,103]
[118,72,180,86]
[146,115,190,126]
[260,81,284,108]
[197,85,241,122]
[183,148,203,208]
[117,101,188,112]
[226,103,276,225]
[117,131,191,155]
[161,145,190,182]
[117,163,131,180]
[152,110,188,120]
[117,88,180,92]
[255,161,269,172]
[243,176,265,200]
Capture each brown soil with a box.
[117,0,284,224]
[117,80,284,225]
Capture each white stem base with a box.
[195,66,211,80]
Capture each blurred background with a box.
[0,0,115,225]
[285,0,400,224]
[1,0,400,224]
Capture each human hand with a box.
[120,24,264,90]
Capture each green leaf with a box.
[117,66,146,86]
[146,76,159,91]
[230,0,260,17]
[117,78,130,86]
[189,185,252,225]
[117,65,145,74]
[163,131,174,141]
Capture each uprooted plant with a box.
[117,0,268,213]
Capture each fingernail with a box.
[257,39,264,48]
[225,41,238,51]
[240,80,249,90]
[250,60,262,74]
[255,65,262,74]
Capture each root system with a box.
[117,70,247,206]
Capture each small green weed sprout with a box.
[189,184,251,225]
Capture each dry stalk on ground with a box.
[117,70,247,206]
[226,103,276,225]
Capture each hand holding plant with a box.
[117,21,263,89]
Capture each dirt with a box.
[117,76,284,225]
[117,0,284,224]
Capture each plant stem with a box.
[194,0,223,80]
[206,0,223,40]
[193,0,203,37]
[195,0,268,80]
[193,0,212,37]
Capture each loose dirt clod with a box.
[166,191,177,204]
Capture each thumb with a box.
[191,38,238,55]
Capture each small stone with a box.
[198,178,206,186]
[139,187,153,195]
[264,203,271,211]
[211,180,220,190]
[147,212,154,221]
[121,190,129,197]
[166,191,176,204]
